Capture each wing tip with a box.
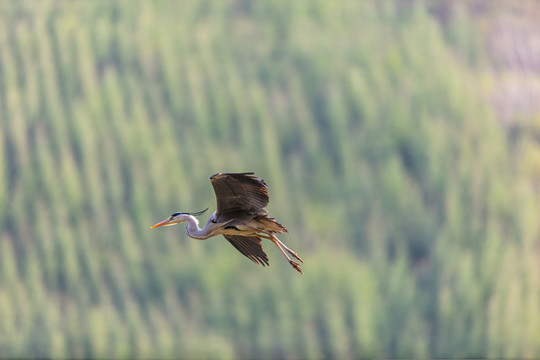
[210,172,256,180]
[224,234,270,267]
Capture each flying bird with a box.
[150,172,303,274]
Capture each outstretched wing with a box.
[210,173,269,219]
[223,235,269,266]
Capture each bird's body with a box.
[151,172,303,273]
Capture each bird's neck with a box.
[184,215,209,240]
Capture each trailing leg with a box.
[261,233,303,274]
[274,237,303,263]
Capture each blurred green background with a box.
[1,0,540,358]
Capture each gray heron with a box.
[151,172,303,274]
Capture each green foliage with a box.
[0,0,538,358]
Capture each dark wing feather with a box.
[210,173,269,219]
[223,235,269,266]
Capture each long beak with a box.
[150,219,172,229]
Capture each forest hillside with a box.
[1,1,539,358]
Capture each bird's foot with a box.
[289,260,303,274]
[287,250,303,263]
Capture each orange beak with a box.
[150,219,171,229]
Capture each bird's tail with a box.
[255,215,288,233]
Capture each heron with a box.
[150,172,303,274]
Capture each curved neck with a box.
[184,215,210,240]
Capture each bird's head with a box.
[150,208,208,228]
